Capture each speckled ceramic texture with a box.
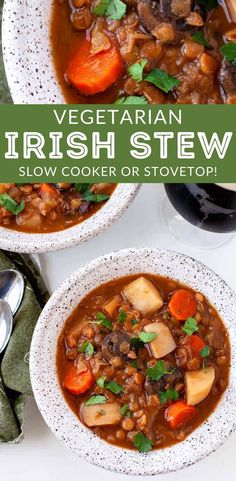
[2,0,62,104]
[30,248,236,476]
[0,184,140,253]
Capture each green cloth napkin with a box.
[0,0,12,103]
[0,251,49,443]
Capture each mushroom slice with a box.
[81,401,122,426]
[144,322,176,358]
[101,332,131,361]
[123,277,163,315]
[185,366,215,406]
[219,60,236,103]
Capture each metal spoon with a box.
[0,269,24,316]
[0,269,24,354]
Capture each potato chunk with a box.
[225,0,236,21]
[144,322,176,358]
[80,401,122,427]
[123,277,163,315]
[186,367,215,406]
[103,295,121,318]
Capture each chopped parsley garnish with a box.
[106,381,124,394]
[130,360,139,369]
[146,360,172,381]
[182,317,199,336]
[78,341,94,356]
[221,42,236,66]
[84,395,107,406]
[145,68,180,93]
[130,337,145,349]
[82,192,110,203]
[93,0,126,20]
[0,193,25,216]
[114,95,148,105]
[192,30,211,48]
[96,376,106,388]
[74,183,92,193]
[139,332,157,343]
[120,403,132,417]
[200,346,210,358]
[118,308,127,323]
[128,59,147,82]
[133,432,153,452]
[131,319,139,326]
[91,311,113,330]
[159,389,179,404]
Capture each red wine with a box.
[165,184,236,233]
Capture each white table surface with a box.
[1,183,236,481]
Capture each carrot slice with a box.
[40,183,57,196]
[165,401,197,429]
[66,40,123,95]
[185,335,206,359]
[169,289,197,321]
[63,364,94,395]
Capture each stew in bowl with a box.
[57,271,230,451]
[30,248,236,474]
[51,0,236,104]
[0,183,115,233]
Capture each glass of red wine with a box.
[163,184,236,248]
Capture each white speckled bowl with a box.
[30,248,236,475]
[0,184,140,253]
[2,0,62,104]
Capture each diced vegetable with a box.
[40,183,58,196]
[103,295,122,318]
[184,335,206,360]
[66,40,123,95]
[63,364,94,395]
[144,322,176,358]
[185,367,215,406]
[165,401,197,429]
[169,289,197,321]
[81,400,122,426]
[123,277,163,315]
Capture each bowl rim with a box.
[2,0,64,104]
[0,184,141,253]
[30,247,236,475]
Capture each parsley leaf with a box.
[96,376,106,388]
[192,30,211,47]
[133,432,153,452]
[118,308,127,323]
[146,360,171,381]
[139,332,157,343]
[78,341,94,356]
[74,183,92,193]
[130,337,145,350]
[128,59,147,82]
[93,0,110,15]
[182,317,199,336]
[200,346,210,358]
[114,95,148,105]
[106,0,126,19]
[84,395,107,406]
[221,42,236,66]
[159,389,179,404]
[106,381,124,394]
[120,403,132,417]
[91,312,113,330]
[93,0,126,18]
[82,192,110,203]
[145,68,180,93]
[131,319,139,326]
[0,193,25,216]
[130,360,138,369]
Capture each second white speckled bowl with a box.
[30,248,236,475]
[0,184,140,253]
